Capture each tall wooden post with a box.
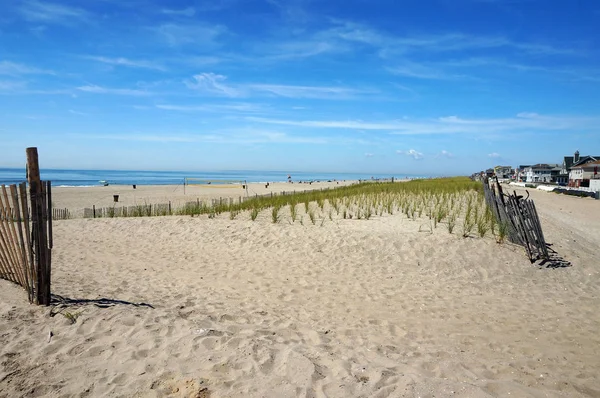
[27,147,50,305]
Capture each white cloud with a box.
[488,152,501,158]
[76,85,150,96]
[365,153,374,157]
[397,149,424,160]
[0,61,54,75]
[0,81,27,91]
[84,56,166,71]
[387,62,473,80]
[247,84,368,99]
[156,103,264,113]
[68,109,88,116]
[185,73,240,97]
[19,1,89,24]
[437,150,454,158]
[246,113,599,136]
[154,23,226,47]
[161,7,196,17]
[77,129,328,145]
[184,73,372,99]
[321,21,576,57]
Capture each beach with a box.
[1,184,599,397]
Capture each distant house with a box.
[516,165,530,182]
[557,155,575,185]
[569,160,600,188]
[485,168,494,178]
[493,165,513,179]
[524,164,561,183]
[560,151,600,185]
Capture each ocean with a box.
[0,168,422,187]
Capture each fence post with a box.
[27,147,51,305]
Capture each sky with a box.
[1,0,599,175]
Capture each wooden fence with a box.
[483,177,549,262]
[0,147,53,305]
[0,181,52,304]
[53,208,71,220]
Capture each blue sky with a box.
[1,0,599,175]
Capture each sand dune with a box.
[51,181,358,216]
[1,189,599,397]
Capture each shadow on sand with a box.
[50,294,154,310]
[537,244,572,269]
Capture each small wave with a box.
[55,185,97,188]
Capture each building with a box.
[569,160,600,188]
[524,164,561,183]
[516,165,530,182]
[493,165,513,179]
[557,155,575,185]
[555,151,600,185]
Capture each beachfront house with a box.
[516,165,530,182]
[568,160,600,188]
[557,155,575,185]
[557,151,600,185]
[493,165,513,179]
[524,164,561,183]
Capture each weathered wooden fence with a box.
[0,147,52,305]
[53,208,71,220]
[483,177,549,262]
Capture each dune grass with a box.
[92,177,502,241]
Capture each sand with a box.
[1,185,599,397]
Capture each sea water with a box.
[0,168,425,187]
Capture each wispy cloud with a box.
[488,152,501,158]
[185,73,240,97]
[76,85,150,96]
[365,153,374,157]
[0,81,27,91]
[156,103,264,113]
[184,72,373,99]
[154,23,226,47]
[247,112,599,135]
[0,61,54,75]
[19,1,90,24]
[323,20,577,57]
[247,84,370,99]
[386,62,469,80]
[161,7,196,17]
[436,150,454,158]
[397,149,424,160]
[68,109,89,116]
[256,40,340,60]
[79,129,328,145]
[84,56,166,71]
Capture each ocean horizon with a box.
[0,168,430,187]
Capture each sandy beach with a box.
[1,184,599,397]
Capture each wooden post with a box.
[27,147,51,305]
[93,205,96,218]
